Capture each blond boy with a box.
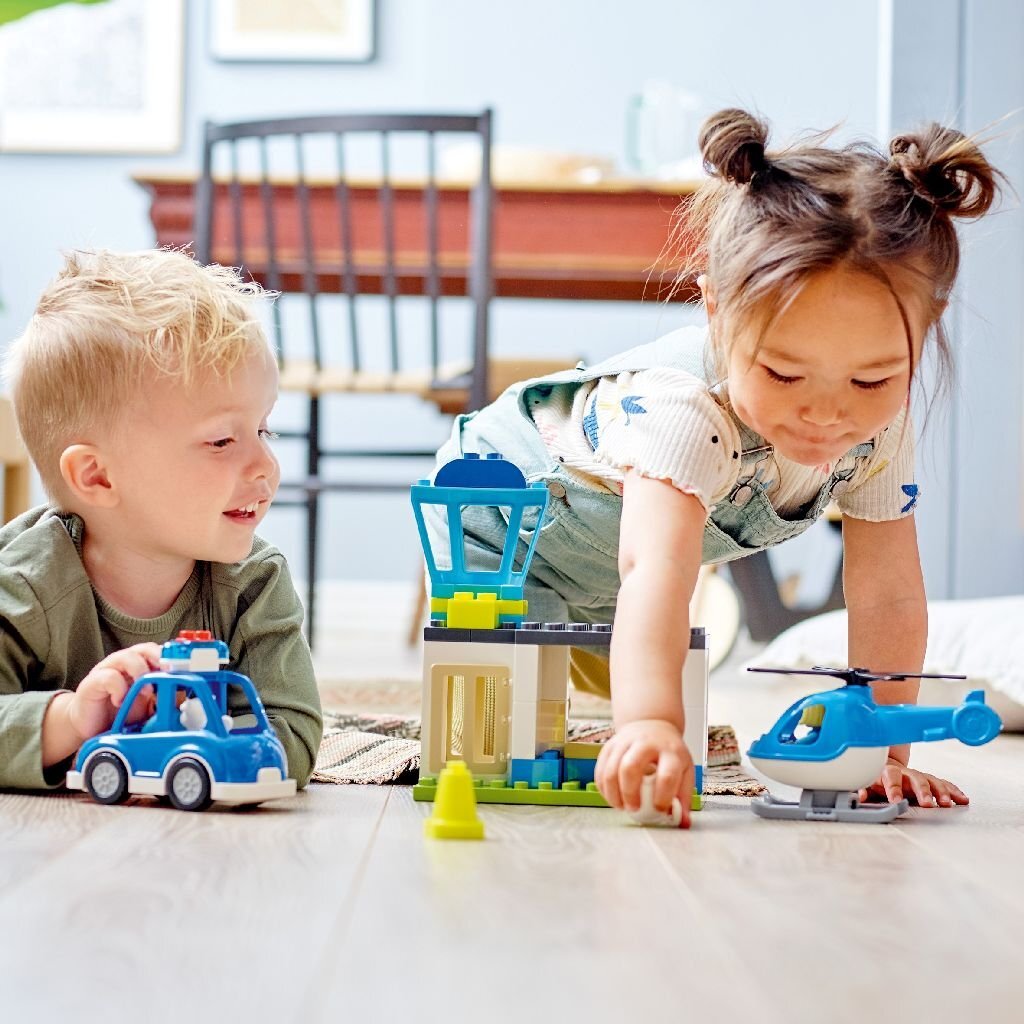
[0,248,322,790]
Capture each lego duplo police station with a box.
[410,451,708,811]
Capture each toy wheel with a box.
[84,753,130,805]
[166,758,213,812]
[951,703,1001,746]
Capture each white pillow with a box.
[748,596,1024,727]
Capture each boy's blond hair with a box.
[3,248,272,505]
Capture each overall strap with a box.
[517,325,710,415]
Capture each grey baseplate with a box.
[424,622,707,648]
[752,789,910,823]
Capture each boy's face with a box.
[722,265,928,469]
[106,346,281,566]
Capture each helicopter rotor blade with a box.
[871,671,968,682]
[747,666,852,678]
[748,666,968,683]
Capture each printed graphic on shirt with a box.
[620,395,648,426]
[900,483,919,514]
[582,397,600,449]
[582,386,646,450]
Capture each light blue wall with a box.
[0,0,885,583]
[6,0,1020,597]
[774,0,1024,606]
[883,0,1024,598]
[946,0,1024,598]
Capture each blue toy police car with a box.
[66,631,296,811]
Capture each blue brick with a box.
[564,757,596,786]
[509,752,564,788]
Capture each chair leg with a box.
[726,549,845,642]
[306,489,319,650]
[305,393,321,650]
[406,571,428,647]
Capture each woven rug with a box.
[312,710,765,796]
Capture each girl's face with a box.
[719,264,930,468]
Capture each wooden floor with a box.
[2,585,1023,1023]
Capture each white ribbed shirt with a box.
[527,366,915,521]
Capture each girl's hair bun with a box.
[889,125,999,219]
[699,108,770,185]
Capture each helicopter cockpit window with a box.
[779,703,825,744]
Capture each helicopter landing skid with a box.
[752,789,910,823]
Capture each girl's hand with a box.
[858,756,969,808]
[595,719,694,828]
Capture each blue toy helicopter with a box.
[745,666,1002,822]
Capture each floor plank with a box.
[0,786,390,1024]
[310,787,764,1021]
[3,586,1022,1024]
[699,667,1024,1024]
[651,795,1023,1024]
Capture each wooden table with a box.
[133,173,700,303]
[133,171,825,637]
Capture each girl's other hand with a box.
[858,756,969,808]
[595,719,694,828]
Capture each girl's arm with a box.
[843,514,966,807]
[594,470,706,819]
[613,470,706,725]
[843,513,927,723]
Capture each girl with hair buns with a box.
[424,108,1002,826]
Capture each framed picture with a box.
[0,0,184,154]
[211,0,376,63]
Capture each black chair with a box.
[193,112,497,648]
[727,513,846,641]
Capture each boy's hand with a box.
[858,756,969,808]
[66,643,164,742]
[595,719,694,828]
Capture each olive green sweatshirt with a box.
[0,507,322,790]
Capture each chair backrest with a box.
[0,395,30,523]
[193,111,494,411]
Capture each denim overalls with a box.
[425,326,871,677]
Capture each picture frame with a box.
[210,0,376,63]
[0,0,185,155]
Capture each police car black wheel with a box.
[166,758,213,812]
[84,753,130,805]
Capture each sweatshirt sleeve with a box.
[0,569,68,790]
[226,552,323,788]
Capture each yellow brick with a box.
[448,592,500,629]
[495,599,527,617]
[563,741,602,761]
[537,700,566,745]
